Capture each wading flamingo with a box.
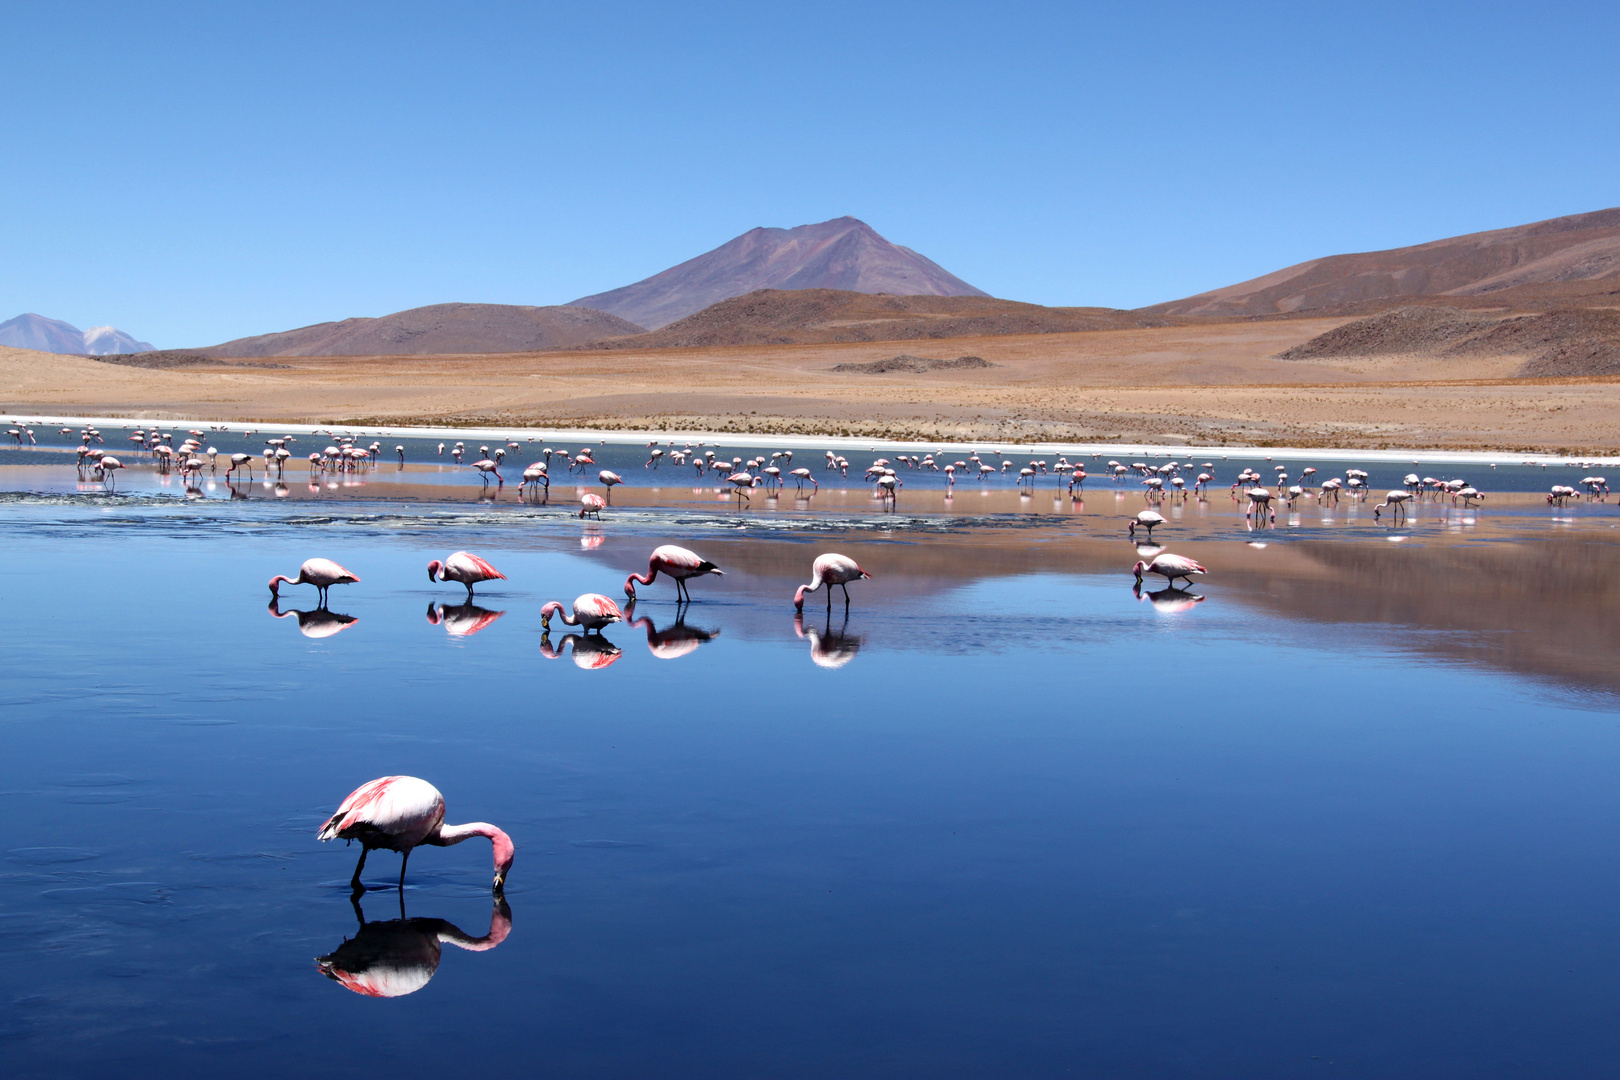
[427,551,507,599]
[579,493,606,519]
[598,470,623,501]
[793,553,871,614]
[1132,553,1207,588]
[1128,510,1165,539]
[540,593,623,633]
[1373,490,1412,521]
[318,775,513,893]
[624,544,724,602]
[269,558,360,604]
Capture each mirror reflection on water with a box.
[1,443,1618,1077]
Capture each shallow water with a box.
[2,471,1619,1077]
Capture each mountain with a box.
[570,217,989,330]
[0,313,155,354]
[200,303,645,357]
[576,289,1168,349]
[1145,207,1620,318]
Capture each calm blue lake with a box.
[1,480,1617,1078]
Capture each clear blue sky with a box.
[3,0,1616,346]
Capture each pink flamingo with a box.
[1128,510,1165,539]
[579,493,607,519]
[1373,490,1412,521]
[623,544,724,602]
[790,467,818,491]
[427,551,507,599]
[793,553,871,614]
[268,558,360,605]
[318,775,514,893]
[472,458,503,487]
[598,470,623,501]
[1132,553,1207,588]
[540,593,624,633]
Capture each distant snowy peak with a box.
[81,325,156,355]
[0,313,155,354]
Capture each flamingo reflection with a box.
[317,891,511,998]
[624,601,720,660]
[1132,583,1206,613]
[793,611,862,669]
[539,631,623,669]
[425,601,505,637]
[268,597,358,638]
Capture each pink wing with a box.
[450,551,506,580]
[577,593,624,620]
[652,545,702,571]
[321,776,443,840]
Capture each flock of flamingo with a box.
[281,541,873,896]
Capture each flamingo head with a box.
[268,575,291,596]
[491,829,515,892]
[624,578,637,599]
[540,600,563,629]
[427,559,443,583]
[793,585,808,611]
[1132,561,1147,581]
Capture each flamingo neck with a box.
[431,821,515,877]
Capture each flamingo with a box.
[268,558,360,604]
[1132,552,1207,588]
[96,455,125,487]
[540,593,624,633]
[472,458,503,487]
[1372,490,1412,521]
[793,553,871,614]
[318,776,513,893]
[579,493,606,519]
[427,551,507,599]
[623,544,724,602]
[791,467,818,491]
[598,470,623,500]
[1128,510,1165,539]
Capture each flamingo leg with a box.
[351,846,369,892]
[398,848,410,889]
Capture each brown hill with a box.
[1277,304,1620,376]
[1147,207,1620,318]
[199,303,645,357]
[576,289,1170,349]
[570,217,988,329]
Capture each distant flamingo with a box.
[318,775,514,893]
[791,467,819,491]
[1373,490,1412,521]
[579,493,606,519]
[427,551,507,599]
[598,470,623,501]
[623,544,724,602]
[1132,553,1207,588]
[1128,510,1164,539]
[793,553,871,614]
[472,458,502,487]
[269,558,360,604]
[540,593,624,633]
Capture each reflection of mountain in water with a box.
[317,893,511,998]
[268,598,357,638]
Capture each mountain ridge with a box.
[0,313,154,355]
[198,303,645,357]
[1145,207,1620,318]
